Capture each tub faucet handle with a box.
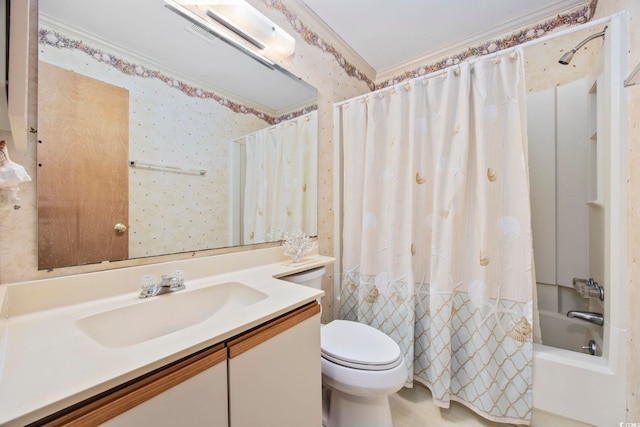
[572,277,605,301]
[581,339,597,355]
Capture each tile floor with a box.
[389,383,595,427]
[389,383,517,427]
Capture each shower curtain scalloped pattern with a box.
[339,49,534,424]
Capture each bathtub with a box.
[532,309,627,427]
[537,309,603,356]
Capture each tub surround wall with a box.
[537,282,590,316]
[527,78,593,290]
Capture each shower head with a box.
[558,50,576,65]
[558,26,607,65]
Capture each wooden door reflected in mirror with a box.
[37,61,129,269]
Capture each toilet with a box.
[281,266,407,427]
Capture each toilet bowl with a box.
[281,266,407,427]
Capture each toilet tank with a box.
[280,266,326,290]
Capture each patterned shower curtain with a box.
[338,49,534,424]
[242,111,317,244]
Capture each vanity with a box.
[0,247,333,426]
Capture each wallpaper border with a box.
[261,0,598,90]
[38,28,317,125]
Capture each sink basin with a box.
[76,282,267,348]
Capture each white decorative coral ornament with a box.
[0,140,31,210]
[283,230,317,263]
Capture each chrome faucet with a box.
[567,310,604,326]
[139,271,186,298]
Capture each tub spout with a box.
[566,310,604,326]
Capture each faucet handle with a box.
[141,274,156,290]
[572,277,605,301]
[581,340,597,355]
[139,274,157,298]
[173,269,185,284]
[166,270,186,290]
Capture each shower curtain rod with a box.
[334,12,623,107]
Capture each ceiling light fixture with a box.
[164,0,295,63]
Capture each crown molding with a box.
[375,0,591,83]
[282,0,376,82]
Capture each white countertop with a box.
[0,252,332,426]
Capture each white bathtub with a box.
[538,309,603,356]
[532,310,627,427]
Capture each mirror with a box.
[36,0,318,269]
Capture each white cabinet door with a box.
[228,302,322,427]
[43,345,228,426]
[104,356,228,427]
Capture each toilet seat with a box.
[321,320,403,371]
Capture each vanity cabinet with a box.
[227,301,322,427]
[101,349,228,427]
[38,344,228,427]
[33,302,321,427]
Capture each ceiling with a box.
[300,0,590,77]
